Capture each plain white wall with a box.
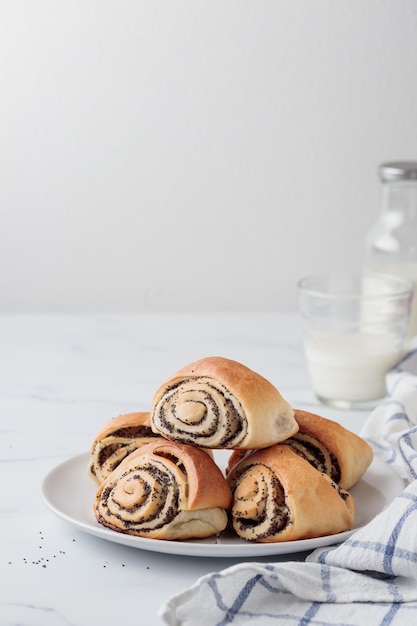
[1,0,417,312]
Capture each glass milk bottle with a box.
[364,161,417,339]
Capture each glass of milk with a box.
[297,272,414,409]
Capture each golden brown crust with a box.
[227,445,355,542]
[292,409,374,489]
[94,440,233,540]
[151,356,298,449]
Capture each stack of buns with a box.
[89,356,373,543]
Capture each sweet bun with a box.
[226,409,373,490]
[151,356,298,449]
[288,409,374,489]
[227,444,355,542]
[94,440,233,540]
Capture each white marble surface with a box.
[2,313,369,626]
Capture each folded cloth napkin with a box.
[160,343,417,626]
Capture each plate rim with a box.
[40,451,402,558]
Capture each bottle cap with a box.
[379,161,417,182]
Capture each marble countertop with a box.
[2,313,369,626]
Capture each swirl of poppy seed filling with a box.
[230,463,290,541]
[285,433,341,484]
[90,425,160,483]
[95,459,182,534]
[152,377,247,448]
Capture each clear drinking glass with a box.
[297,272,413,409]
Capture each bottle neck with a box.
[365,179,417,268]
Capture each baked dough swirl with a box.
[151,356,298,449]
[88,412,161,485]
[227,445,355,542]
[226,409,373,490]
[287,410,373,489]
[94,440,233,540]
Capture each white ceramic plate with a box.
[41,451,403,558]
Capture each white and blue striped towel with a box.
[160,344,417,626]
